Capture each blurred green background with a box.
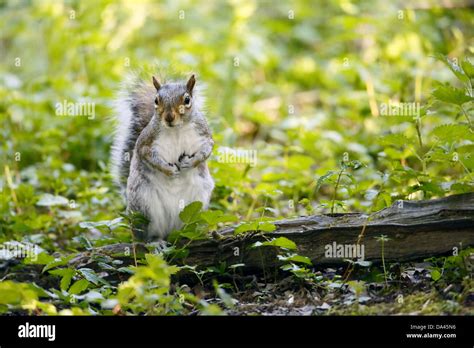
[1,0,473,242]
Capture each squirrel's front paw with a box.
[178,153,195,169]
[165,163,180,178]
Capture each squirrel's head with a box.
[152,74,197,128]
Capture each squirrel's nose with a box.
[164,114,175,123]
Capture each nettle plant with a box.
[251,236,313,281]
[316,55,473,211]
[379,55,473,200]
[315,155,365,213]
[167,202,314,283]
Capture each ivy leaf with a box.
[179,201,203,224]
[432,85,472,105]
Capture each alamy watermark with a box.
[55,99,95,120]
[18,322,55,341]
[325,241,365,260]
[217,147,257,167]
[0,242,39,262]
[379,100,420,118]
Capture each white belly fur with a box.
[142,124,213,239]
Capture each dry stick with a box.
[342,216,370,282]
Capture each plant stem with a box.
[381,239,388,287]
[460,105,472,129]
[415,117,423,148]
[245,195,258,220]
[331,169,344,214]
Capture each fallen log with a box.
[70,193,474,271]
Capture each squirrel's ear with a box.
[152,76,161,91]
[186,74,196,94]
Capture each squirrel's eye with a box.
[154,97,159,106]
[184,95,191,106]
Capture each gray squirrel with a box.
[111,74,214,241]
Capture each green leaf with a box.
[24,252,55,265]
[78,268,106,286]
[431,124,473,143]
[200,210,224,224]
[258,221,276,232]
[213,281,235,309]
[49,268,75,291]
[179,201,203,224]
[278,253,312,265]
[432,54,469,83]
[253,237,297,250]
[61,270,74,291]
[461,58,474,79]
[234,221,258,234]
[409,181,444,195]
[431,269,442,281]
[378,133,414,147]
[0,281,40,305]
[200,210,238,229]
[79,217,123,230]
[432,85,472,105]
[316,171,337,190]
[68,279,90,295]
[179,223,207,241]
[42,255,74,273]
[234,221,276,234]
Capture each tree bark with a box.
[70,193,474,271]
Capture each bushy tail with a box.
[111,76,156,195]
